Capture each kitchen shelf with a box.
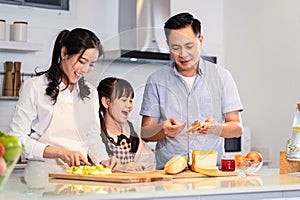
[0,40,43,53]
[0,96,18,100]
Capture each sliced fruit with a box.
[194,167,219,176]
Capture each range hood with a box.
[115,0,217,64]
[118,0,171,62]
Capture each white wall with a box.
[223,0,300,167]
[0,0,119,73]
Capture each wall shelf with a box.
[0,96,18,100]
[0,41,43,53]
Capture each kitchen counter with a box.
[1,168,300,200]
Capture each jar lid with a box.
[0,19,6,22]
[13,21,28,24]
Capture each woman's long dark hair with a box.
[97,77,139,153]
[37,28,103,104]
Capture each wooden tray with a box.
[49,170,237,183]
[49,172,172,183]
[147,170,237,178]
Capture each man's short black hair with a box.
[164,12,201,40]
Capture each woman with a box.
[97,77,155,171]
[9,28,112,174]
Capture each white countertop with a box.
[1,168,300,200]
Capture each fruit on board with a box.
[245,151,263,163]
[194,167,219,176]
[164,155,188,174]
[0,157,6,176]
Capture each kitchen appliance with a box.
[225,127,251,155]
[286,103,300,161]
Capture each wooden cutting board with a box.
[151,170,237,178]
[49,170,237,183]
[49,172,172,183]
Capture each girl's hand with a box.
[101,156,121,170]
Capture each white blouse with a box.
[9,74,108,164]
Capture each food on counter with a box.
[221,155,235,172]
[186,121,212,133]
[246,151,263,163]
[191,150,218,171]
[0,157,6,176]
[0,129,24,190]
[0,131,24,162]
[0,143,6,176]
[66,164,112,175]
[164,155,188,174]
[235,154,249,170]
[235,151,263,175]
[193,167,219,176]
[0,143,4,157]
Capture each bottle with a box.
[3,61,14,96]
[13,61,22,96]
[286,103,300,160]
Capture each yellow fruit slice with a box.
[194,167,219,176]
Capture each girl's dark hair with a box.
[37,28,103,104]
[164,12,201,40]
[97,77,139,153]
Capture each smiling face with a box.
[108,95,133,124]
[60,47,99,86]
[167,25,203,77]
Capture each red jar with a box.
[221,155,235,171]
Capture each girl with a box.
[97,77,155,171]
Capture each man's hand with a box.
[162,118,186,137]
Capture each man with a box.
[140,12,243,169]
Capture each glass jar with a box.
[10,21,28,42]
[221,154,235,171]
[0,19,5,40]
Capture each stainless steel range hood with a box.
[115,0,217,64]
[118,0,171,62]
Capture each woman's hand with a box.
[43,146,90,167]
